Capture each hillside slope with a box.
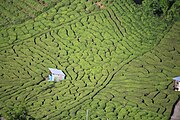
[0,0,179,119]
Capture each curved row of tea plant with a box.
[0,0,59,27]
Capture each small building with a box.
[173,76,180,91]
[48,68,65,82]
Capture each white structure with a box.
[48,68,65,82]
[173,76,180,91]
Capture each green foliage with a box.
[142,0,179,21]
[166,0,180,21]
[0,0,179,119]
[4,104,35,120]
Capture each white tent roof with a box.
[173,76,180,81]
[49,68,65,76]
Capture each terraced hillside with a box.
[0,0,180,120]
[0,0,59,28]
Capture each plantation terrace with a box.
[0,0,179,120]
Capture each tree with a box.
[142,0,178,20]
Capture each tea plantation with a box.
[0,0,180,120]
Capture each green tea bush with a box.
[142,0,179,21]
[134,114,142,120]
[4,104,35,120]
[118,108,127,118]
[106,112,117,119]
[105,103,115,113]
